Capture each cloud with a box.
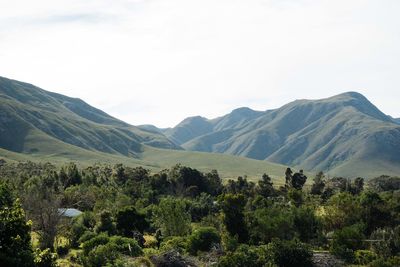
[0,0,399,127]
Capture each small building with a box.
[58,208,83,218]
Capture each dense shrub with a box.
[354,250,377,265]
[34,249,58,267]
[330,224,365,263]
[159,236,188,253]
[217,244,272,267]
[370,226,400,257]
[82,233,110,256]
[268,239,313,267]
[187,227,221,255]
[86,243,120,267]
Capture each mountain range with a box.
[1,75,400,179]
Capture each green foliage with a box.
[159,236,188,253]
[0,182,34,267]
[370,226,400,257]
[354,250,377,265]
[95,210,116,235]
[293,206,321,242]
[59,163,82,188]
[116,206,148,236]
[86,243,120,267]
[188,193,215,222]
[82,234,143,266]
[311,171,325,195]
[82,233,110,256]
[268,239,313,267]
[69,212,96,247]
[257,173,275,198]
[287,189,303,207]
[330,224,365,263]
[217,244,273,267]
[247,203,294,244]
[358,191,390,234]
[34,248,58,267]
[187,227,221,255]
[322,192,360,231]
[369,256,400,267]
[219,194,249,243]
[153,197,191,237]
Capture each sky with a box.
[0,0,399,128]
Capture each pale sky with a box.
[0,0,399,127]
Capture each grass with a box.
[0,142,292,182]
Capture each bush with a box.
[217,244,273,267]
[34,249,58,267]
[109,236,143,257]
[78,231,97,244]
[187,227,221,255]
[268,239,313,267]
[330,224,365,263]
[86,243,120,267]
[159,236,188,253]
[370,226,400,257]
[369,256,400,267]
[354,250,377,265]
[82,233,110,255]
[81,235,143,266]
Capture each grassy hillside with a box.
[0,145,290,182]
[1,75,399,179]
[0,76,179,157]
[170,92,400,177]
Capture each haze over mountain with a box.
[1,75,400,178]
[163,92,400,177]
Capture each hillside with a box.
[0,76,180,157]
[167,92,400,177]
[0,76,289,180]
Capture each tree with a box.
[285,168,293,188]
[352,177,364,195]
[257,173,274,198]
[116,206,148,237]
[292,170,307,190]
[358,191,390,234]
[293,206,321,242]
[153,197,191,237]
[0,182,34,267]
[59,163,82,188]
[187,227,221,255]
[95,210,116,235]
[311,171,325,195]
[247,204,294,244]
[219,194,248,243]
[23,174,63,250]
[330,224,365,263]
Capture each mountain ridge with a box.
[165,91,400,177]
[1,75,400,178]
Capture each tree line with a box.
[1,160,400,266]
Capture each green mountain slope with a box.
[0,76,289,181]
[170,92,400,177]
[0,76,179,156]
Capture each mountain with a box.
[0,76,288,180]
[0,76,181,156]
[168,92,400,177]
[1,75,400,178]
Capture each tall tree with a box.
[153,197,191,237]
[23,173,63,250]
[219,194,249,243]
[0,182,34,267]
